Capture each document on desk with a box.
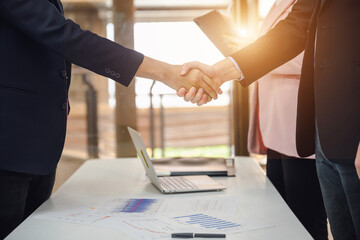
[35,197,237,221]
[34,197,271,239]
[34,197,234,225]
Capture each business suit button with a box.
[105,68,110,74]
[61,102,67,110]
[110,71,115,76]
[61,70,67,78]
[115,73,120,79]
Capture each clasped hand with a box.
[165,64,222,104]
[136,56,237,105]
[177,61,227,106]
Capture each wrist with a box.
[161,64,179,84]
[213,58,242,84]
[136,56,172,82]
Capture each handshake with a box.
[136,56,242,106]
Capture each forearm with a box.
[212,58,242,85]
[230,0,315,87]
[136,56,176,84]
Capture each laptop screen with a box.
[128,127,162,189]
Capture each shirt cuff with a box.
[227,57,245,81]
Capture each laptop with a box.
[128,127,226,194]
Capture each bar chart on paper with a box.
[97,198,163,215]
[174,214,241,230]
[113,199,158,213]
[173,214,272,234]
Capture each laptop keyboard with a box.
[159,177,199,191]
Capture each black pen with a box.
[171,233,226,238]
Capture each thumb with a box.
[180,65,190,76]
[180,61,216,78]
[189,61,216,78]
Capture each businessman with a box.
[179,0,360,239]
[0,0,222,238]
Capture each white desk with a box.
[6,157,312,240]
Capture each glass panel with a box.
[134,22,230,108]
[134,21,231,158]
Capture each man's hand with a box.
[165,65,221,101]
[136,56,221,101]
[177,61,223,106]
[176,87,211,106]
[176,62,220,106]
[177,59,242,105]
[355,142,360,180]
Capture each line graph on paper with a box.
[95,216,185,240]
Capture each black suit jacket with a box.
[232,0,360,164]
[0,0,144,174]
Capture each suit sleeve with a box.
[231,0,315,87]
[0,0,144,87]
[267,51,304,76]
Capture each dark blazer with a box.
[0,0,144,174]
[232,0,360,164]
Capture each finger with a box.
[177,88,186,97]
[197,94,208,106]
[184,87,196,102]
[201,73,222,95]
[183,61,216,78]
[180,65,191,76]
[206,95,212,103]
[198,74,218,99]
[191,88,204,104]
